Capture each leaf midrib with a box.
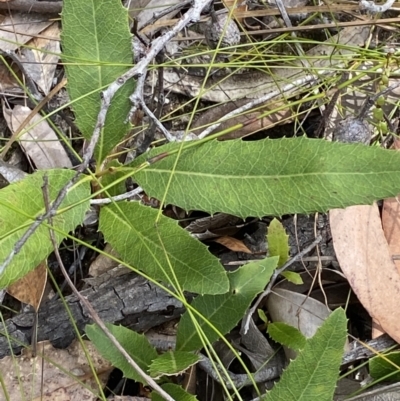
[141,169,395,179]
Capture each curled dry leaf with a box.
[213,236,252,253]
[7,260,47,311]
[186,213,241,234]
[330,205,400,343]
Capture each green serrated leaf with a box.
[281,271,303,284]
[370,351,400,382]
[0,169,90,289]
[86,323,158,383]
[267,218,289,267]
[132,137,400,218]
[99,201,229,295]
[267,322,307,352]
[152,383,199,401]
[264,308,347,401]
[61,0,135,163]
[176,257,278,352]
[149,350,199,378]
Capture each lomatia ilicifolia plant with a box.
[0,0,398,400]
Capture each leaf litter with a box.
[0,340,112,401]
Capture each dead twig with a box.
[0,0,61,13]
[131,73,175,143]
[136,53,167,154]
[90,186,143,205]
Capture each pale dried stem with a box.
[90,187,143,205]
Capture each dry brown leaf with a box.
[7,260,47,311]
[0,13,52,52]
[213,236,252,253]
[3,104,72,169]
[0,340,112,401]
[330,205,400,343]
[382,197,400,275]
[185,213,240,234]
[21,22,60,95]
[0,61,21,93]
[381,138,400,275]
[380,140,400,338]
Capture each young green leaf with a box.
[149,350,199,378]
[86,323,158,383]
[281,271,303,285]
[176,257,278,352]
[267,322,307,352]
[99,202,229,295]
[152,383,199,401]
[132,137,400,217]
[61,0,135,163]
[258,309,268,324]
[267,218,289,267]
[264,308,347,401]
[0,169,90,289]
